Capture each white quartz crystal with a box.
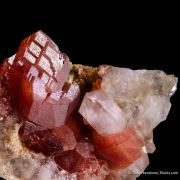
[79,65,177,179]
[79,90,127,135]
[80,65,177,139]
[99,66,177,138]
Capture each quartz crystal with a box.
[79,65,177,179]
[0,31,178,180]
[79,90,126,135]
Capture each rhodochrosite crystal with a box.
[1,30,79,129]
[0,31,178,180]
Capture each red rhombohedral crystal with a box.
[1,31,80,129]
[1,31,83,158]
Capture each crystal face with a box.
[79,65,177,178]
[19,121,77,155]
[79,90,126,135]
[79,66,177,147]
[92,127,145,169]
[0,31,178,180]
[1,30,76,129]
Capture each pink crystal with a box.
[19,121,77,155]
[1,31,82,161]
[92,127,145,169]
[108,152,149,179]
[54,148,109,178]
[27,82,80,128]
[76,141,94,158]
[1,30,80,129]
[79,90,126,135]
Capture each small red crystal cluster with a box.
[0,31,148,178]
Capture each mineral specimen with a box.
[1,31,78,129]
[0,31,178,180]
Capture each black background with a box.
[0,2,179,180]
